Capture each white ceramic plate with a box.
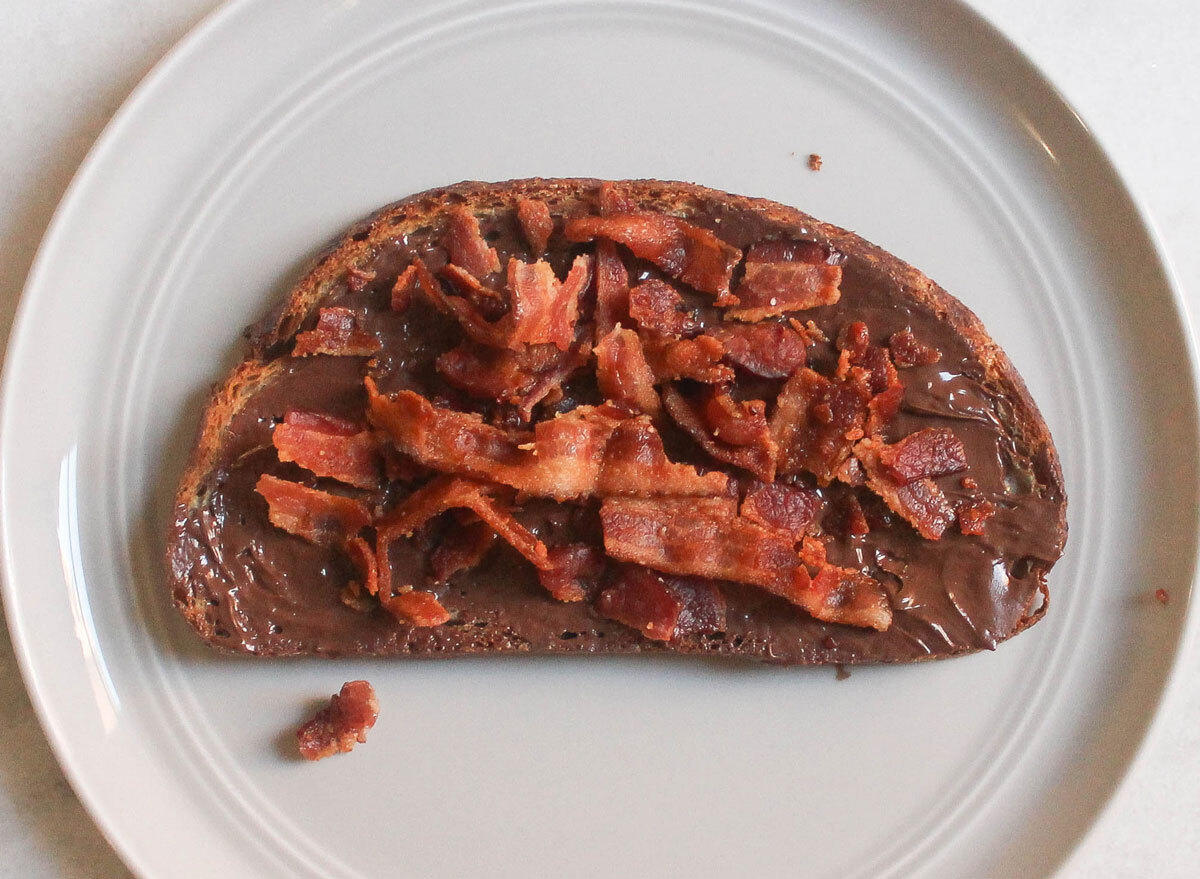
[3,1,1197,876]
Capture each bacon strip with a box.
[255,474,371,546]
[706,322,808,378]
[726,263,841,321]
[770,367,870,485]
[437,340,588,420]
[516,198,553,254]
[853,438,955,540]
[628,279,697,337]
[367,380,728,501]
[430,519,499,583]
[564,213,742,302]
[594,327,661,416]
[293,307,380,357]
[593,240,629,339]
[506,255,590,350]
[444,206,501,277]
[662,386,777,482]
[600,497,891,630]
[272,410,381,489]
[641,333,733,384]
[740,481,821,541]
[878,428,967,484]
[538,545,607,602]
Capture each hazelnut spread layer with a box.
[168,179,1067,664]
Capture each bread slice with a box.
[167,178,1066,663]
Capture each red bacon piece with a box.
[538,544,607,602]
[506,255,590,350]
[641,333,734,384]
[866,386,905,436]
[727,241,841,321]
[437,340,588,420]
[600,496,891,630]
[563,212,742,302]
[367,380,728,501]
[593,239,630,339]
[297,681,379,761]
[293,307,380,357]
[391,263,418,312]
[877,428,968,485]
[706,322,808,378]
[444,206,501,278]
[272,410,381,489]
[746,240,832,264]
[440,263,507,319]
[662,386,777,482]
[255,474,371,546]
[516,198,553,254]
[740,481,821,541]
[595,567,683,641]
[430,519,499,584]
[594,327,661,416]
[344,536,379,596]
[669,576,728,637]
[628,279,697,337]
[384,590,452,627]
[853,438,955,540]
[958,499,996,536]
[771,367,871,485]
[889,328,942,367]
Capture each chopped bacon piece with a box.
[836,321,901,397]
[600,497,891,630]
[836,494,871,536]
[255,474,371,546]
[866,386,905,436]
[430,520,499,583]
[771,368,871,485]
[641,333,734,384]
[293,307,380,357]
[669,576,728,637]
[593,240,629,339]
[807,153,823,172]
[384,590,451,626]
[346,266,376,292]
[538,544,607,602]
[727,243,842,321]
[506,255,589,350]
[890,328,942,367]
[297,681,379,761]
[662,386,777,481]
[740,481,820,540]
[598,181,637,214]
[272,410,381,489]
[595,327,661,416]
[367,380,728,501]
[563,212,742,302]
[344,536,379,595]
[439,263,507,319]
[516,198,553,254]
[628,279,697,337]
[444,206,501,277]
[1155,588,1170,605]
[878,428,968,485]
[958,500,996,536]
[595,567,683,641]
[391,263,418,312]
[706,322,808,378]
[437,340,588,420]
[853,438,955,540]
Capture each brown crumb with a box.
[1155,588,1170,605]
[297,680,379,761]
[808,153,823,172]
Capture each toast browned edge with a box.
[170,178,1067,655]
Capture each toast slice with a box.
[167,179,1066,663]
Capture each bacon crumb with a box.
[808,154,823,171]
[958,500,996,536]
[538,545,607,602]
[707,322,809,378]
[383,589,451,626]
[1155,588,1170,605]
[595,327,661,416]
[297,681,379,761]
[516,198,553,254]
[889,328,942,367]
[853,438,955,540]
[628,279,698,337]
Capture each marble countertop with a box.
[1,1,1196,876]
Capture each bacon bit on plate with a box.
[343,536,379,596]
[739,480,821,541]
[771,367,871,485]
[292,307,381,357]
[853,438,956,540]
[538,544,607,602]
[889,328,942,367]
[297,681,379,761]
[516,198,553,254]
[382,590,452,627]
[640,333,734,384]
[595,327,661,416]
[628,279,698,337]
[600,496,891,630]
[958,500,996,536]
[662,386,777,482]
[255,474,372,546]
[430,520,499,584]
[877,428,968,485]
[272,410,381,489]
[563,212,742,303]
[807,153,823,171]
[593,239,630,339]
[444,205,501,278]
[706,321,809,378]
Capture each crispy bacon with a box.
[834,494,871,537]
[430,519,499,583]
[538,544,607,602]
[600,497,891,630]
[272,410,381,489]
[444,206,501,277]
[297,681,379,761]
[706,322,808,378]
[391,263,418,312]
[596,567,727,640]
[367,380,728,500]
[662,386,777,481]
[628,279,697,337]
[866,386,905,436]
[437,340,588,420]
[669,576,728,637]
[593,240,629,339]
[594,327,660,416]
[958,499,996,536]
[383,590,451,627]
[440,263,507,319]
[740,481,820,540]
[255,474,371,546]
[877,428,967,484]
[563,212,742,302]
[506,255,590,350]
[344,536,379,596]
[727,243,841,321]
[771,368,871,485]
[853,438,955,540]
[516,198,553,254]
[293,307,380,357]
[890,328,942,367]
[641,333,734,384]
[346,266,376,292]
